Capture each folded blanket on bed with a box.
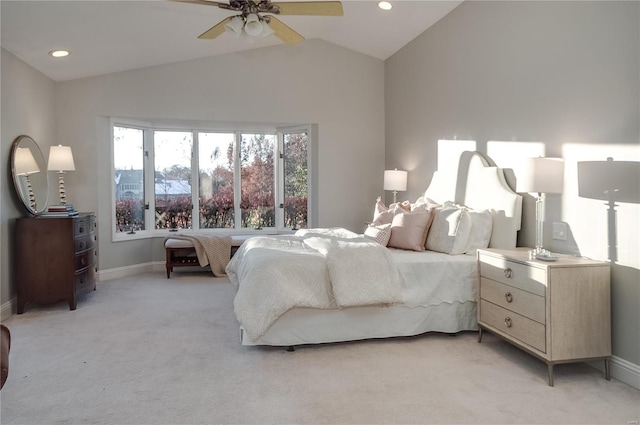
[165,234,231,277]
[302,235,402,308]
[226,228,402,341]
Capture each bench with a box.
[164,235,253,278]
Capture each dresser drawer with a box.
[480,299,546,353]
[74,234,95,253]
[480,277,546,324]
[75,249,96,271]
[479,254,546,297]
[74,216,94,237]
[75,267,95,294]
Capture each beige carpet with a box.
[1,271,638,425]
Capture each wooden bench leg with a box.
[166,248,172,279]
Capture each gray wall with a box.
[54,39,385,271]
[1,49,57,317]
[386,1,639,367]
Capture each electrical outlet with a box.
[552,222,568,241]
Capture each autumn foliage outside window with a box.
[114,125,309,233]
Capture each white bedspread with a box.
[226,229,402,341]
[389,248,477,307]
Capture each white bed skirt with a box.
[241,301,478,346]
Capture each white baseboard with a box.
[1,299,15,321]
[610,356,640,389]
[97,261,165,281]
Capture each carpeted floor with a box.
[1,271,638,424]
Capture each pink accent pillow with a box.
[372,200,410,226]
[388,209,435,252]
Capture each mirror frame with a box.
[10,135,49,215]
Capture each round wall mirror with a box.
[10,135,49,215]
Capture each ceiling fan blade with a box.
[272,1,343,16]
[169,0,228,7]
[198,16,233,39]
[267,16,305,45]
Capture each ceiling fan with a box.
[173,0,344,45]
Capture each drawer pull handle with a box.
[79,241,85,249]
[79,227,84,233]
[504,268,513,278]
[504,317,512,328]
[505,292,513,303]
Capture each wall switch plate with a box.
[553,222,568,241]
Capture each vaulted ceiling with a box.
[1,1,462,82]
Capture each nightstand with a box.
[477,248,611,386]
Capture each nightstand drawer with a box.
[480,277,545,324]
[480,299,546,353]
[479,254,546,297]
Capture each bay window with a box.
[112,120,313,239]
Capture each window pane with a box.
[199,132,235,228]
[154,131,193,230]
[114,126,145,233]
[240,133,275,228]
[283,131,308,229]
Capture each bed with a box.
[226,151,522,347]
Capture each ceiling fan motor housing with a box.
[220,0,282,15]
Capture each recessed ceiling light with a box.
[378,1,392,11]
[49,50,70,58]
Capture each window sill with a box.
[112,228,297,243]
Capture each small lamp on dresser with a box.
[384,168,408,204]
[48,145,75,205]
[517,157,564,259]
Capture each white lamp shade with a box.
[224,16,244,38]
[383,169,408,191]
[260,20,274,38]
[578,159,640,203]
[48,145,76,172]
[15,147,40,175]
[244,13,263,37]
[517,157,564,194]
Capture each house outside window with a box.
[112,120,313,239]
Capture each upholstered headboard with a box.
[424,151,522,249]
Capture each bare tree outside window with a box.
[199,132,235,228]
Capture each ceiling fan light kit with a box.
[174,0,343,44]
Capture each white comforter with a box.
[226,228,402,341]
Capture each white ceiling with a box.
[1,0,462,82]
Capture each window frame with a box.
[111,118,314,242]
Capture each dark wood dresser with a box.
[16,213,97,313]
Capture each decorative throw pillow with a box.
[425,204,472,255]
[387,209,435,252]
[364,223,392,246]
[372,197,387,223]
[411,197,440,213]
[463,209,494,255]
[372,198,410,226]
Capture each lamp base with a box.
[529,247,552,260]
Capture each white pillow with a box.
[425,204,472,255]
[364,223,392,246]
[411,197,440,213]
[463,209,493,255]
